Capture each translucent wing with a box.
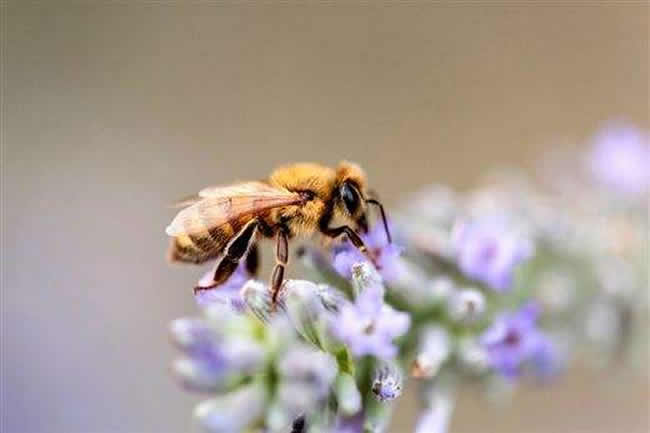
[165,181,302,237]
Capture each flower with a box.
[241,279,284,323]
[276,345,338,417]
[480,303,554,378]
[169,317,265,392]
[452,216,533,291]
[411,326,451,379]
[193,383,268,433]
[371,363,403,402]
[332,223,404,284]
[330,264,411,359]
[335,373,362,415]
[588,123,650,196]
[447,289,486,322]
[194,261,251,311]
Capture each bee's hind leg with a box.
[270,227,289,307]
[194,219,259,294]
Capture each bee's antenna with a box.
[366,198,392,244]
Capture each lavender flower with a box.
[193,382,267,433]
[332,223,404,284]
[411,326,451,379]
[452,216,533,291]
[194,261,251,311]
[480,303,554,378]
[371,363,403,402]
[169,317,265,392]
[275,345,338,422]
[447,289,486,323]
[588,123,650,196]
[330,264,411,359]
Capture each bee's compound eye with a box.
[341,182,360,214]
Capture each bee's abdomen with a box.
[167,220,241,264]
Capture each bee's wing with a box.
[169,181,279,208]
[165,182,302,237]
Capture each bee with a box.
[166,161,391,303]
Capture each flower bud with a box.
[456,336,489,374]
[241,280,283,323]
[169,318,218,354]
[173,357,225,392]
[283,279,328,347]
[411,326,450,379]
[193,383,267,433]
[447,289,485,322]
[371,362,403,402]
[335,373,362,415]
[351,262,384,300]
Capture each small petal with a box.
[173,357,225,392]
[193,383,267,433]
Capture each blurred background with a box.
[3,3,648,433]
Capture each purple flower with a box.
[194,261,251,311]
[589,123,650,196]
[193,383,267,433]
[330,271,411,359]
[276,345,338,415]
[480,303,554,379]
[170,318,265,392]
[452,217,533,291]
[332,223,404,284]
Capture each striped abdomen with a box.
[168,217,250,264]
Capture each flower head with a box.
[480,303,554,378]
[589,123,650,196]
[332,223,404,284]
[452,217,533,291]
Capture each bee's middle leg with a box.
[194,219,258,293]
[270,227,289,306]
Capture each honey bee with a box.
[166,161,391,303]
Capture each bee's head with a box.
[334,161,392,244]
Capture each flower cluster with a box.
[169,123,648,433]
